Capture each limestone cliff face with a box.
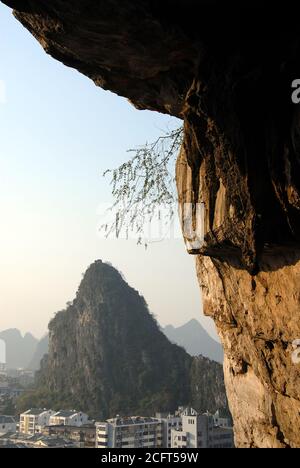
[4,0,300,447]
[177,61,300,447]
[197,257,300,448]
[25,261,227,419]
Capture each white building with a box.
[0,416,16,435]
[156,410,183,448]
[96,417,163,449]
[171,407,210,449]
[20,409,56,435]
[171,408,234,449]
[49,410,89,427]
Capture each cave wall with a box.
[197,255,300,448]
[3,0,300,447]
[177,59,300,445]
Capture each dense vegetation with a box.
[18,261,227,419]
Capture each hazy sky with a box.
[0,5,218,341]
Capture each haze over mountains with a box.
[0,318,222,371]
[0,329,38,369]
[163,320,223,363]
[0,329,48,370]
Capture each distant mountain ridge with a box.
[163,319,223,363]
[0,320,223,371]
[0,329,38,369]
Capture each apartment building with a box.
[43,423,96,448]
[156,411,182,448]
[96,417,163,448]
[49,410,89,427]
[20,409,56,435]
[171,408,234,449]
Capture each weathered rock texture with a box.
[197,256,300,448]
[17,261,228,419]
[3,0,300,447]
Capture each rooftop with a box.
[52,410,81,418]
[106,416,161,427]
[0,432,77,447]
[0,416,15,424]
[37,437,76,448]
[23,409,50,416]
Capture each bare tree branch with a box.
[100,126,183,246]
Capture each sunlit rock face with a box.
[3,0,300,447]
[196,255,300,448]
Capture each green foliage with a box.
[189,356,228,413]
[16,387,72,415]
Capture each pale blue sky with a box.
[0,4,218,341]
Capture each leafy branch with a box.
[100,126,183,246]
